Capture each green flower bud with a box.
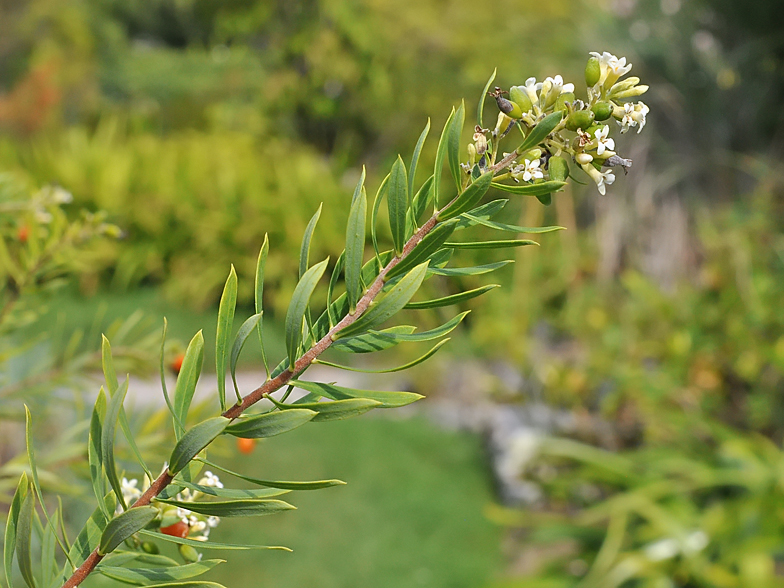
[612,85,649,99]
[585,57,601,87]
[565,110,595,131]
[555,92,575,112]
[591,102,613,121]
[509,86,533,114]
[467,143,477,164]
[548,156,569,182]
[575,153,593,165]
[179,543,201,563]
[524,148,542,161]
[141,542,160,554]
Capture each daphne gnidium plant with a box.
[3,52,649,588]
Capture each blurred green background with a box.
[1,0,784,586]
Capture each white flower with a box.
[589,51,633,86]
[206,516,220,528]
[523,77,542,106]
[199,471,224,489]
[176,507,192,519]
[594,125,615,155]
[617,102,637,134]
[522,159,543,182]
[633,101,649,133]
[120,478,142,503]
[597,169,615,195]
[540,74,575,108]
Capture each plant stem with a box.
[60,212,442,588]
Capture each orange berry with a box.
[160,520,189,538]
[17,225,29,243]
[237,437,256,455]
[170,353,185,375]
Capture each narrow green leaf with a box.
[103,337,152,481]
[437,171,493,221]
[159,319,181,430]
[447,100,465,190]
[229,313,263,401]
[5,472,28,588]
[405,284,499,309]
[173,331,205,438]
[299,204,323,278]
[168,417,230,476]
[255,234,271,380]
[326,251,345,328]
[89,389,109,518]
[373,311,469,343]
[98,560,224,586]
[454,199,508,229]
[284,258,329,371]
[409,119,431,199]
[459,212,565,234]
[518,111,563,154]
[490,180,566,196]
[216,266,238,410]
[101,378,130,510]
[69,495,115,565]
[98,506,159,556]
[388,156,408,255]
[332,325,417,353]
[384,218,458,281]
[41,511,57,588]
[174,481,288,500]
[370,174,390,266]
[345,174,367,313]
[197,458,345,491]
[16,490,35,588]
[536,192,553,206]
[444,239,539,249]
[102,552,179,568]
[477,68,497,128]
[334,262,428,340]
[272,397,382,422]
[411,175,434,225]
[429,260,513,276]
[225,409,316,439]
[155,498,295,518]
[434,107,456,210]
[314,339,450,374]
[140,530,291,552]
[144,583,227,588]
[292,380,423,407]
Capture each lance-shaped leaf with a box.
[292,380,423,408]
[16,490,35,588]
[144,583,226,588]
[447,101,465,190]
[409,119,430,199]
[315,339,449,373]
[41,513,57,588]
[437,171,494,221]
[384,218,458,281]
[139,530,291,552]
[345,173,367,313]
[411,175,434,225]
[173,331,205,437]
[102,378,130,510]
[69,494,116,565]
[444,239,539,249]
[299,204,323,279]
[434,107,456,209]
[174,481,288,500]
[370,174,390,265]
[536,193,552,206]
[229,313,262,400]
[490,180,566,196]
[334,262,428,340]
[102,552,180,567]
[225,409,316,439]
[429,260,513,277]
[477,68,497,128]
[255,234,271,379]
[159,319,181,428]
[332,325,417,353]
[89,389,109,518]
[155,498,295,518]
[405,284,500,309]
[327,251,345,328]
[271,396,382,422]
[517,111,563,153]
[388,156,408,255]
[168,417,230,476]
[98,559,224,585]
[373,311,469,342]
[99,506,159,556]
[5,472,28,588]
[454,199,508,229]
[460,212,565,234]
[198,458,345,491]
[284,258,329,370]
[216,266,238,409]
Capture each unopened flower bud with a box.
[555,92,575,112]
[612,85,649,99]
[591,102,613,121]
[585,56,601,87]
[548,156,569,182]
[509,86,533,114]
[575,153,594,165]
[179,544,201,563]
[565,110,596,132]
[141,542,160,554]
